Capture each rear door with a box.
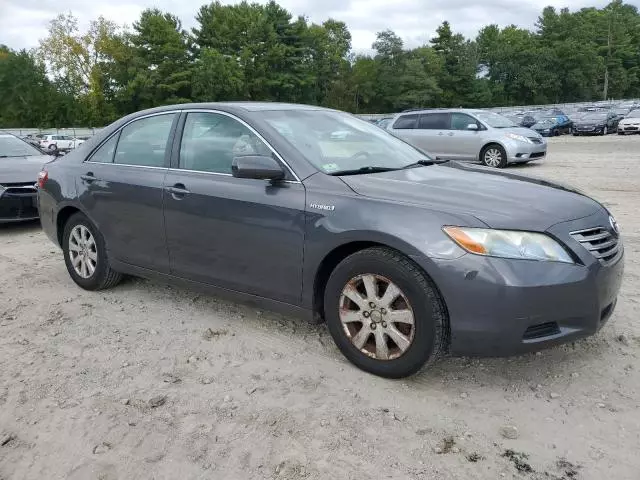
[416,113,451,157]
[163,110,306,305]
[448,112,484,160]
[78,112,178,273]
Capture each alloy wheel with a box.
[339,274,415,360]
[68,225,98,279]
[484,148,502,167]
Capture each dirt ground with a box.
[1,135,639,480]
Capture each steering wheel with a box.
[349,151,371,162]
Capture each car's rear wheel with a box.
[48,143,57,151]
[481,144,507,168]
[324,247,447,378]
[62,212,122,290]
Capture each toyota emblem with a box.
[609,215,619,235]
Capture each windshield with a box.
[474,112,518,128]
[259,110,431,174]
[534,119,555,128]
[627,109,640,119]
[0,134,43,157]
[582,114,607,121]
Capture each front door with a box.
[448,112,484,160]
[163,111,306,305]
[78,113,178,273]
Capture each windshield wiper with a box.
[402,158,450,169]
[328,166,402,176]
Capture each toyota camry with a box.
[37,103,624,378]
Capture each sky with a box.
[0,0,636,53]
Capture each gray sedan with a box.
[37,103,624,378]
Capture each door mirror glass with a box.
[232,155,285,181]
[466,123,479,131]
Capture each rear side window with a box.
[392,115,419,130]
[88,135,118,163]
[114,114,176,167]
[418,113,450,130]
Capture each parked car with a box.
[37,103,624,378]
[531,119,564,137]
[375,118,394,129]
[0,133,51,223]
[519,114,538,128]
[39,134,85,152]
[386,109,546,168]
[573,112,619,136]
[617,109,640,135]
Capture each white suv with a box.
[39,135,84,152]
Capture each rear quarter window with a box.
[392,115,419,130]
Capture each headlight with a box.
[506,133,532,143]
[543,129,550,133]
[443,226,574,263]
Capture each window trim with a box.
[176,109,301,183]
[85,111,180,167]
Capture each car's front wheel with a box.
[481,144,507,168]
[62,212,122,290]
[324,247,447,378]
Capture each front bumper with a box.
[0,188,39,223]
[618,125,639,133]
[414,210,624,356]
[574,126,604,135]
[504,139,547,163]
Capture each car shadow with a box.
[0,220,41,236]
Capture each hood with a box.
[620,118,640,125]
[340,162,601,231]
[500,126,542,138]
[575,119,605,126]
[0,155,50,185]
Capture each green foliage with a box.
[2,1,640,128]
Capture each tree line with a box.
[1,0,639,128]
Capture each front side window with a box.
[179,112,271,174]
[392,115,418,130]
[451,113,478,131]
[418,113,450,130]
[114,114,176,167]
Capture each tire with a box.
[48,143,58,151]
[481,144,507,168]
[62,212,122,291]
[554,130,560,136]
[603,126,608,135]
[324,247,447,378]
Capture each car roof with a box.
[131,102,334,116]
[395,108,487,116]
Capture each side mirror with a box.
[232,155,285,181]
[466,123,479,131]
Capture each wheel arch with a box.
[311,240,450,339]
[55,205,83,247]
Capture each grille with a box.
[529,152,545,158]
[570,227,621,266]
[528,137,543,144]
[1,182,37,195]
[523,322,561,340]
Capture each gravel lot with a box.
[1,135,639,480]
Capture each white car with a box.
[39,134,85,152]
[617,110,640,135]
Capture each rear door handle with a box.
[438,132,444,136]
[447,132,454,136]
[80,173,96,182]
[165,184,190,197]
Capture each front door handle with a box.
[438,132,444,136]
[80,173,96,182]
[165,184,190,198]
[447,132,454,136]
